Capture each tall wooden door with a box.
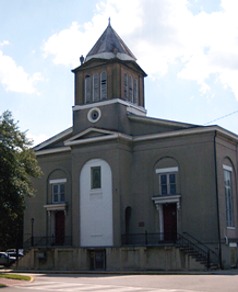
[163,203,177,241]
[55,211,65,245]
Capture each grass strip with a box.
[0,273,31,281]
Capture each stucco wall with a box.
[24,151,72,242]
[15,246,205,271]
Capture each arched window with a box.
[85,75,91,103]
[93,73,99,102]
[48,169,68,204]
[154,158,180,196]
[100,71,107,100]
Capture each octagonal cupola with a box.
[72,20,147,110]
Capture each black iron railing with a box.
[176,233,211,268]
[24,236,72,249]
[121,232,177,246]
[121,232,219,269]
[180,232,219,267]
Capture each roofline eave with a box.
[85,52,136,63]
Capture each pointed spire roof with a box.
[85,20,136,62]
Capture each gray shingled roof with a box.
[85,21,136,62]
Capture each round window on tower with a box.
[87,107,101,123]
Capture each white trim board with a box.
[156,167,178,174]
[49,178,67,184]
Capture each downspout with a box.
[214,130,223,268]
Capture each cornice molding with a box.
[35,124,238,155]
[73,98,146,116]
[36,147,71,156]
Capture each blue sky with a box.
[1,0,238,145]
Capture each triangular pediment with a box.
[64,127,132,146]
[69,127,116,140]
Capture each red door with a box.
[163,203,177,241]
[55,211,65,245]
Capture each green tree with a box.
[0,111,42,250]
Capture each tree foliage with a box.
[0,111,42,249]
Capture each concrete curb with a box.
[11,268,238,276]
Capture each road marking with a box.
[15,281,200,292]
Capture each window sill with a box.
[90,188,102,192]
[152,194,181,205]
[44,203,67,212]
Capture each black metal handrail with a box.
[182,232,218,260]
[121,232,219,269]
[121,232,177,246]
[23,236,72,249]
[23,237,32,250]
[176,233,211,268]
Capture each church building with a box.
[20,21,238,271]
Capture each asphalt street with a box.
[2,271,238,292]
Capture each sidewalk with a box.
[0,277,26,287]
[0,270,34,288]
[10,268,238,276]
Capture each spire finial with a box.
[80,55,84,65]
[108,17,111,26]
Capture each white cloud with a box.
[42,22,83,67]
[137,0,238,100]
[27,132,50,147]
[42,0,143,68]
[0,50,43,94]
[28,133,50,146]
[175,1,238,98]
[42,0,238,100]
[0,40,10,47]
